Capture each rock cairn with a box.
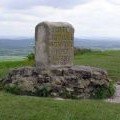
[3,65,110,99]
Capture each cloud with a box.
[0,0,120,38]
[0,0,91,9]
[108,0,120,5]
[0,12,38,22]
[0,21,34,37]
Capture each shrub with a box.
[0,79,4,90]
[35,84,52,97]
[93,81,115,99]
[26,53,35,61]
[4,84,21,95]
[0,83,3,90]
[74,48,92,55]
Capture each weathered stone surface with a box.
[2,65,111,99]
[35,21,74,68]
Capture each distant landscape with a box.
[0,37,120,58]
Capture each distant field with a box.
[0,56,25,61]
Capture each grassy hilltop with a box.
[0,50,120,120]
[0,50,120,81]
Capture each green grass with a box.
[74,50,120,82]
[0,91,120,120]
[0,60,34,78]
[0,50,120,120]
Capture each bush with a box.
[0,83,3,90]
[0,79,4,90]
[35,84,52,97]
[93,81,115,99]
[4,84,21,95]
[26,53,35,61]
[74,47,102,56]
[74,48,92,55]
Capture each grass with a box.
[0,60,34,78]
[0,50,120,120]
[74,50,120,82]
[0,91,120,120]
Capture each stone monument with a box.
[2,21,113,99]
[35,21,74,68]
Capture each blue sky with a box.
[0,0,120,38]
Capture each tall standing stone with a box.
[35,21,74,68]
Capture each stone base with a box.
[2,65,110,99]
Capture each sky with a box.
[0,0,120,38]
